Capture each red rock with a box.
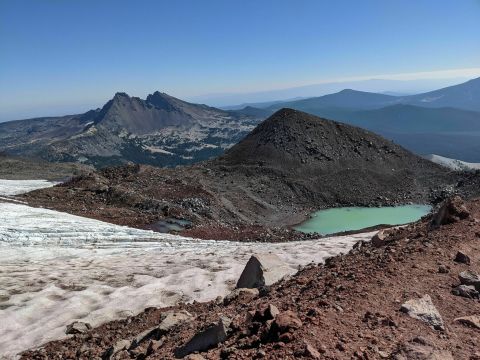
[273,311,303,334]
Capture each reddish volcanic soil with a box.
[21,197,480,359]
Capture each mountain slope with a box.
[23,109,475,241]
[265,77,480,113]
[0,92,263,168]
[405,76,480,111]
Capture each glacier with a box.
[0,180,373,358]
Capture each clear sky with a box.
[1,0,479,120]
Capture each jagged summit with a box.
[0,90,264,167]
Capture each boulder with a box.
[372,229,388,247]
[452,285,479,299]
[174,316,231,358]
[65,321,91,335]
[429,196,470,229]
[236,253,294,289]
[454,315,480,329]
[400,295,444,330]
[223,288,259,305]
[459,270,480,290]
[454,251,471,265]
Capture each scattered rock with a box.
[65,321,91,335]
[158,310,194,333]
[254,303,280,321]
[303,340,321,359]
[454,251,471,265]
[185,355,206,360]
[103,339,131,360]
[459,270,480,289]
[129,310,193,350]
[452,285,479,299]
[236,253,295,289]
[393,336,454,360]
[430,196,470,229]
[224,288,259,305]
[437,264,449,274]
[400,295,444,330]
[174,316,231,358]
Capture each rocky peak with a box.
[145,91,177,112]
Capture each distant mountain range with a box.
[265,77,480,112]
[238,77,480,162]
[1,77,480,166]
[0,92,263,167]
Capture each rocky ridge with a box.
[0,92,262,168]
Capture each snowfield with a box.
[0,179,57,196]
[0,180,374,358]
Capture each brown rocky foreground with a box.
[20,196,480,359]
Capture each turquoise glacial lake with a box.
[295,205,431,235]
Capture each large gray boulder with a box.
[236,253,295,289]
[459,270,480,290]
[400,295,444,330]
[174,316,231,358]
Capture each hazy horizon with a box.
[1,0,479,121]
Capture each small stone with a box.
[65,321,91,335]
[223,288,259,305]
[454,315,480,329]
[454,251,471,265]
[255,303,280,321]
[175,316,231,358]
[158,310,194,333]
[185,355,206,360]
[438,265,449,274]
[272,311,303,334]
[103,339,131,360]
[303,341,321,359]
[256,349,267,358]
[393,337,453,360]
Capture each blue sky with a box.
[1,0,479,120]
